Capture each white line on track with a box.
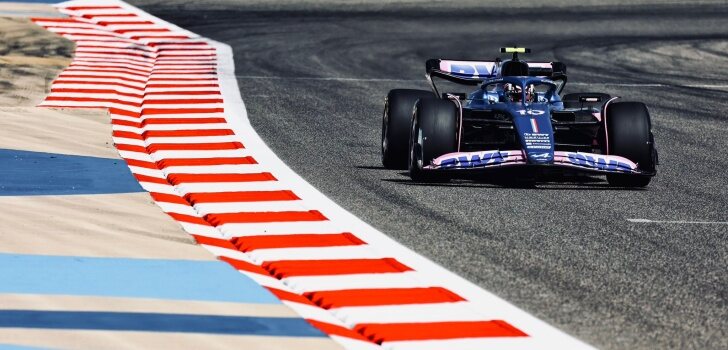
[627,218,728,224]
[234,75,728,89]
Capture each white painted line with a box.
[161,164,265,174]
[217,221,347,237]
[156,202,199,216]
[114,124,231,131]
[174,182,289,194]
[627,218,728,224]
[143,136,238,144]
[149,149,250,159]
[193,200,309,215]
[282,271,432,293]
[249,245,385,263]
[331,301,488,325]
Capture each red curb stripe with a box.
[63,68,149,77]
[47,97,140,106]
[124,159,157,169]
[142,118,228,125]
[145,142,243,152]
[113,130,143,140]
[191,234,236,250]
[218,256,269,275]
[146,84,219,89]
[53,80,144,91]
[133,174,168,185]
[266,287,311,304]
[305,287,465,309]
[166,212,210,225]
[64,6,123,10]
[116,143,148,153]
[74,50,156,59]
[144,99,223,105]
[355,320,528,343]
[82,13,138,18]
[115,28,171,34]
[142,108,224,115]
[186,190,297,204]
[131,35,190,40]
[205,210,327,225]
[263,258,412,279]
[141,129,235,137]
[233,232,364,252]
[31,18,86,23]
[156,157,256,168]
[52,88,144,98]
[110,119,141,128]
[108,107,139,117]
[150,192,189,205]
[57,74,146,83]
[167,173,276,184]
[98,21,155,25]
[145,91,220,96]
[306,319,373,342]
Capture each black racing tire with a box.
[562,92,611,110]
[382,89,434,169]
[408,97,458,182]
[604,101,656,187]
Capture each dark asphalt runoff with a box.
[131,1,727,349]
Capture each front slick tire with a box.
[604,101,655,188]
[408,97,458,182]
[382,89,434,169]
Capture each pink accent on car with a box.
[602,96,619,154]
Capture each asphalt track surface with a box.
[131,1,727,349]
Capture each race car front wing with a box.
[425,150,648,175]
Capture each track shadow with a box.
[382,171,647,191]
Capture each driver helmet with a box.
[504,83,522,102]
[525,83,535,103]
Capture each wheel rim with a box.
[416,125,423,169]
[381,98,389,155]
[409,112,424,171]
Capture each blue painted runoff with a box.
[0,310,325,337]
[0,253,280,304]
[0,345,50,350]
[0,149,143,196]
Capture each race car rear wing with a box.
[425,58,568,97]
[425,58,567,85]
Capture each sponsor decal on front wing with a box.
[428,150,639,173]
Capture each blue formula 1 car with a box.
[381,47,658,187]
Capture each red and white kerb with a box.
[31,1,592,349]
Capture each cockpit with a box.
[469,77,560,107]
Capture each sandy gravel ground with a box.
[0,16,72,106]
[0,7,212,261]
